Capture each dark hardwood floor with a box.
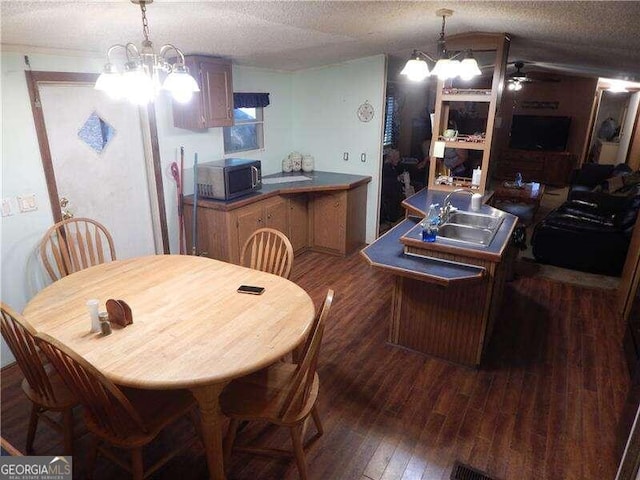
[1,250,635,479]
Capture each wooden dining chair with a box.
[240,228,294,279]
[39,217,116,281]
[220,289,334,480]
[35,332,200,480]
[0,303,78,455]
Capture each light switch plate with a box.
[17,194,37,213]
[1,198,13,217]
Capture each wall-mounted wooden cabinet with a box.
[172,56,234,129]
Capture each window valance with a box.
[233,93,270,109]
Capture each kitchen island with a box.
[361,189,517,367]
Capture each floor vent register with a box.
[450,461,498,480]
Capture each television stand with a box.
[496,149,575,186]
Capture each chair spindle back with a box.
[0,303,57,403]
[241,228,294,279]
[40,217,116,281]
[35,333,147,440]
[279,289,333,419]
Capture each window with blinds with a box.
[383,95,396,146]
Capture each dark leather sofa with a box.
[531,163,640,276]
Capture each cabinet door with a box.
[235,203,264,260]
[200,59,233,128]
[311,192,346,254]
[172,56,233,129]
[264,197,288,233]
[288,196,309,253]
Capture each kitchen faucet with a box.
[440,188,476,224]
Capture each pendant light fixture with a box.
[95,0,199,105]
[400,9,481,82]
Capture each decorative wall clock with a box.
[357,101,374,122]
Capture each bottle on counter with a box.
[421,203,440,242]
[515,172,523,187]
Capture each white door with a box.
[617,92,640,164]
[38,83,157,259]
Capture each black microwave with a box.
[196,158,262,200]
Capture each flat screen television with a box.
[509,114,571,151]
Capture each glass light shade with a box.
[444,59,461,79]
[95,63,126,100]
[432,58,462,79]
[400,58,430,82]
[123,67,155,105]
[163,69,200,103]
[459,57,481,80]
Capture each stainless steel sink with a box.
[447,211,503,230]
[437,224,495,246]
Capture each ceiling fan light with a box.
[400,58,430,82]
[508,81,523,91]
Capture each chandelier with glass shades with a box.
[95,0,199,105]
[400,9,481,82]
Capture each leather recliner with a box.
[531,163,639,276]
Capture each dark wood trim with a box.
[146,102,170,254]
[25,70,169,251]
[29,71,98,84]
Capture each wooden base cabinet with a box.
[232,196,288,262]
[287,195,309,254]
[310,184,367,255]
[184,185,367,264]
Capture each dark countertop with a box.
[361,188,518,283]
[184,171,371,211]
[360,217,486,286]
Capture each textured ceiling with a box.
[2,1,639,81]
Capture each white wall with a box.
[154,65,295,254]
[1,51,105,366]
[1,51,386,367]
[291,55,386,243]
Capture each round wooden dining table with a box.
[23,254,316,480]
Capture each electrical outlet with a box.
[343,152,349,161]
[361,153,366,162]
[1,198,13,217]
[17,194,37,213]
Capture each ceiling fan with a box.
[506,61,560,90]
[506,61,533,90]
